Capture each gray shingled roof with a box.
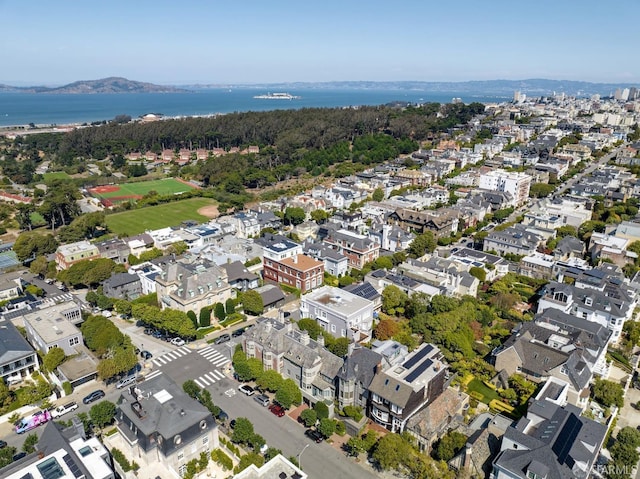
[494,400,606,479]
[0,319,35,364]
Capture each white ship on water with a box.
[253,92,301,100]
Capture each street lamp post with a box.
[297,444,309,471]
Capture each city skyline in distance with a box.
[1,0,638,86]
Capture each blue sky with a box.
[1,0,638,85]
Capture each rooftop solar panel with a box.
[402,344,434,369]
[405,358,433,383]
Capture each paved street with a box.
[155,341,377,479]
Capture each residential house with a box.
[518,252,555,280]
[483,225,543,257]
[125,233,155,258]
[102,272,143,300]
[588,232,636,267]
[304,241,349,278]
[388,208,459,239]
[0,421,115,479]
[397,257,480,298]
[405,387,469,453]
[552,236,585,261]
[226,212,261,238]
[22,302,83,355]
[114,374,218,478]
[0,318,39,385]
[368,223,414,253]
[128,261,163,295]
[300,286,374,342]
[233,455,307,479]
[263,252,324,294]
[55,240,101,270]
[336,345,384,410]
[155,258,233,313]
[96,238,130,264]
[254,284,286,311]
[366,269,441,298]
[493,308,611,408]
[243,318,344,407]
[491,397,606,479]
[448,247,510,281]
[221,260,260,292]
[537,275,635,343]
[368,343,449,433]
[0,271,23,301]
[322,228,380,270]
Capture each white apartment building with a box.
[478,169,532,207]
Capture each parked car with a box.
[141,350,153,360]
[0,440,6,449]
[12,451,27,461]
[254,394,270,407]
[216,409,229,423]
[305,428,324,443]
[116,376,137,389]
[83,390,105,404]
[214,334,231,344]
[170,337,186,346]
[231,328,245,338]
[144,328,154,335]
[268,404,286,417]
[51,402,78,418]
[238,384,255,396]
[230,419,236,429]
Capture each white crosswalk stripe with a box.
[204,373,217,383]
[144,370,162,381]
[212,370,225,380]
[199,376,211,386]
[151,347,193,367]
[212,357,229,367]
[194,378,205,388]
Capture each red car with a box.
[269,404,286,417]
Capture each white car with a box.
[238,384,255,396]
[51,402,78,418]
[171,337,186,346]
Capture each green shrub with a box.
[335,420,346,436]
[62,382,73,395]
[211,449,233,471]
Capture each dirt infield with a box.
[90,185,121,194]
[197,205,219,218]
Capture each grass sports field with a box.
[88,178,196,205]
[43,171,71,182]
[105,198,218,236]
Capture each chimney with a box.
[317,334,325,347]
[348,342,356,356]
[300,330,310,346]
[292,255,298,264]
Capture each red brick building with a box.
[263,254,324,293]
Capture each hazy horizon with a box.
[1,0,638,85]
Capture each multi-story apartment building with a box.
[478,169,532,207]
[483,225,543,257]
[323,228,380,270]
[22,302,83,355]
[300,286,374,342]
[368,343,448,433]
[55,240,101,270]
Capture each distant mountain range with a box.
[0,77,188,94]
[0,77,637,96]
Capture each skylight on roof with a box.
[153,389,173,404]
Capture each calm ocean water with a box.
[0,88,510,127]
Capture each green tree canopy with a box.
[372,433,412,471]
[318,418,336,438]
[275,378,302,409]
[231,417,254,444]
[13,232,58,262]
[242,290,264,316]
[43,347,66,372]
[255,369,283,393]
[434,431,467,461]
[371,187,385,202]
[381,285,408,315]
[89,400,117,428]
[592,378,624,408]
[407,231,436,258]
[283,207,306,226]
[299,408,317,427]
